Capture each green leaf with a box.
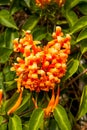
[0,116,3,125]
[0,72,4,89]
[10,0,21,15]
[0,0,10,5]
[5,91,19,112]
[63,59,79,81]
[0,47,12,63]
[76,28,87,43]
[77,85,87,120]
[29,108,44,130]
[22,15,40,31]
[53,104,71,130]
[3,66,16,91]
[65,0,87,11]
[0,33,6,47]
[33,26,46,41]
[0,116,7,130]
[23,121,29,130]
[66,10,78,27]
[70,16,87,34]
[4,28,18,49]
[78,3,87,15]
[0,10,18,29]
[23,0,31,8]
[15,92,31,114]
[49,119,60,130]
[80,39,87,54]
[3,66,15,82]
[8,114,22,130]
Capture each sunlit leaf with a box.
[0,47,12,63]
[8,114,22,130]
[76,28,87,43]
[0,10,18,29]
[70,16,87,34]
[53,104,71,130]
[63,59,79,81]
[77,85,87,120]
[29,108,44,130]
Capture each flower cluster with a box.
[35,0,66,7]
[12,26,70,93]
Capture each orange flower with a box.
[12,26,70,92]
[11,26,71,116]
[35,0,51,7]
[0,89,3,106]
[7,88,23,115]
[44,87,60,117]
[35,0,66,7]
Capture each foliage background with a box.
[0,0,87,130]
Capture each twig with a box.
[67,69,87,87]
[1,119,8,125]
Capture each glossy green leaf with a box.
[70,16,87,34]
[80,39,87,54]
[63,59,79,81]
[15,92,31,114]
[0,10,18,29]
[53,104,71,130]
[77,85,87,120]
[0,48,12,63]
[76,28,87,43]
[22,15,40,31]
[4,28,18,49]
[66,10,78,27]
[8,114,22,130]
[29,108,44,130]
